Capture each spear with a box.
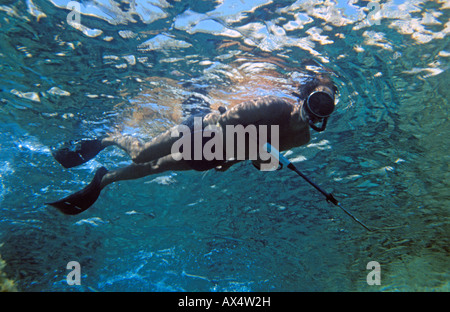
[264,143,371,231]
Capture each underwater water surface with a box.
[0,0,448,292]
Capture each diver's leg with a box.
[100,134,145,160]
[102,127,182,164]
[100,154,190,188]
[102,95,213,163]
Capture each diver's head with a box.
[293,75,337,132]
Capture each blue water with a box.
[0,0,448,292]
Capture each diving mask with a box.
[304,85,335,132]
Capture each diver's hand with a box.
[214,165,229,172]
[214,160,240,172]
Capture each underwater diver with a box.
[47,73,338,215]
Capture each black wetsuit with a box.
[180,95,309,171]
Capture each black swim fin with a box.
[46,167,108,215]
[52,139,104,169]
